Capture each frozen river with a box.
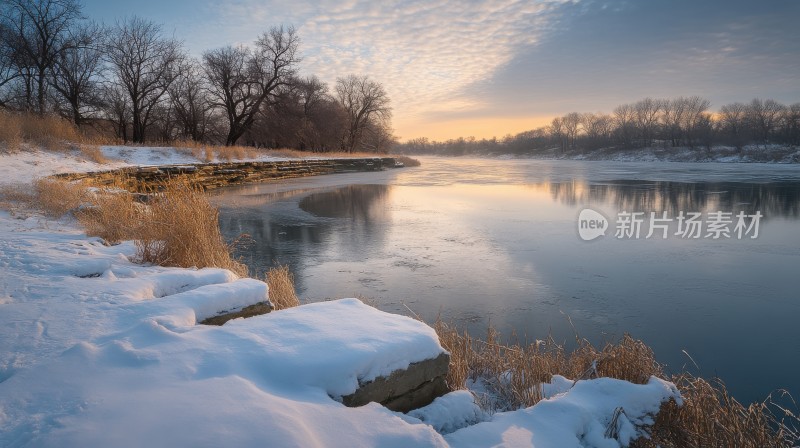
[213,157,800,404]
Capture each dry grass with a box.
[0,178,89,217]
[217,145,257,161]
[78,144,109,164]
[75,189,143,243]
[172,140,262,162]
[0,113,23,153]
[33,178,90,217]
[171,141,399,162]
[130,183,247,276]
[0,110,82,152]
[633,376,799,448]
[436,321,799,446]
[435,320,663,410]
[266,265,300,310]
[0,110,116,162]
[260,148,389,159]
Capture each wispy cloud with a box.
[208,0,576,135]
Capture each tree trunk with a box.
[226,127,243,146]
[132,109,144,143]
[37,69,46,115]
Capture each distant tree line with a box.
[0,0,395,152]
[397,97,800,156]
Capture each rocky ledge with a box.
[54,157,401,192]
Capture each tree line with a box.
[398,96,800,156]
[0,0,395,152]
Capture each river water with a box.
[212,157,800,405]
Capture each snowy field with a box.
[0,147,681,447]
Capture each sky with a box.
[81,0,800,141]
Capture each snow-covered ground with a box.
[0,147,682,447]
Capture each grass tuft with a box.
[131,182,247,276]
[78,144,109,164]
[266,265,300,310]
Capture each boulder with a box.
[341,352,450,413]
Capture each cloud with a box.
[208,0,576,133]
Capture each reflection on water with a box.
[214,158,800,405]
[300,184,390,220]
[547,180,800,218]
[218,184,391,293]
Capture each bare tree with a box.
[747,98,786,145]
[0,0,83,114]
[335,74,391,152]
[247,86,305,148]
[203,26,299,146]
[613,103,635,148]
[168,59,209,141]
[679,96,711,148]
[49,21,104,125]
[105,16,183,143]
[306,97,347,151]
[581,113,613,149]
[293,75,331,150]
[296,75,326,117]
[781,103,800,146]
[101,82,130,141]
[718,102,748,151]
[0,19,21,108]
[548,116,567,152]
[362,117,396,153]
[662,97,687,147]
[633,97,665,147]
[561,112,582,149]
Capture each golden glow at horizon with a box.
[395,115,556,142]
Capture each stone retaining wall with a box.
[54,157,399,192]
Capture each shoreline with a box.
[53,157,402,192]
[400,144,800,164]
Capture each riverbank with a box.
[1,146,797,447]
[54,157,401,192]
[402,144,800,164]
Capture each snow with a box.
[543,374,578,399]
[444,377,681,448]
[0,146,684,447]
[409,390,489,434]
